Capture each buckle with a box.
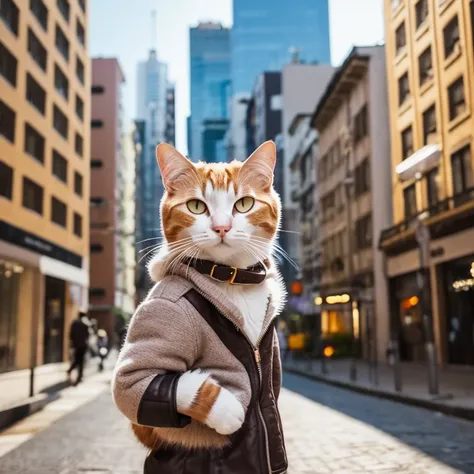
[210,264,239,284]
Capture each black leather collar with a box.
[182,258,267,285]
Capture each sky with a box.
[90,0,385,154]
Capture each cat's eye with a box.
[234,197,255,213]
[186,199,207,215]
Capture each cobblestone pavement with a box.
[1,372,474,473]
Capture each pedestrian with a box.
[67,311,90,385]
[97,329,109,372]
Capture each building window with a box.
[74,213,82,237]
[79,0,86,13]
[448,76,466,121]
[54,64,68,100]
[354,158,371,196]
[90,243,103,253]
[91,159,103,168]
[91,120,104,128]
[57,0,69,22]
[89,288,106,297]
[76,56,84,84]
[91,85,104,94]
[422,104,436,145]
[353,105,368,143]
[415,0,428,29]
[74,171,83,197]
[451,145,473,198]
[30,0,48,31]
[0,99,15,143]
[75,132,83,157]
[76,19,85,45]
[1,0,20,36]
[52,149,67,183]
[398,72,410,106]
[53,105,68,139]
[75,95,84,121]
[27,29,47,72]
[22,177,43,214]
[426,168,439,208]
[55,25,69,62]
[51,196,67,227]
[401,126,413,160]
[355,214,372,250]
[418,46,432,86]
[443,15,460,59]
[26,74,46,115]
[403,184,417,219]
[0,41,17,86]
[24,123,45,163]
[395,22,406,56]
[0,160,13,200]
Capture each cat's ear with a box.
[156,143,195,193]
[239,141,276,192]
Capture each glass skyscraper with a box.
[189,23,231,160]
[232,0,331,94]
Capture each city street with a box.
[1,372,474,474]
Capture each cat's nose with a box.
[212,225,231,238]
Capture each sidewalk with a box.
[284,357,474,420]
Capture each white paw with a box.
[176,369,209,412]
[205,388,245,435]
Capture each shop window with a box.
[74,171,83,197]
[51,196,67,227]
[26,73,46,115]
[22,177,43,214]
[395,22,406,56]
[443,15,460,59]
[24,123,45,163]
[1,0,19,36]
[422,104,436,145]
[28,29,47,72]
[448,76,466,121]
[0,99,16,143]
[53,104,68,139]
[30,0,48,31]
[55,24,69,62]
[54,64,69,100]
[401,125,413,160]
[52,149,68,183]
[0,160,13,200]
[403,184,417,219]
[415,0,428,29]
[0,40,17,86]
[73,213,82,237]
[398,72,410,106]
[418,46,433,86]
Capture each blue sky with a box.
[90,0,385,153]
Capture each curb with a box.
[284,366,474,422]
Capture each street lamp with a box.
[395,144,441,396]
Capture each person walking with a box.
[67,311,90,385]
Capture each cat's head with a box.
[149,141,280,278]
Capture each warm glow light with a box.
[323,346,335,358]
[314,296,323,305]
[409,296,419,306]
[325,294,351,304]
[352,301,360,339]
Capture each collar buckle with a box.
[210,264,239,284]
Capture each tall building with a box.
[231,0,331,95]
[89,58,134,339]
[312,46,392,361]
[189,22,231,160]
[164,84,175,146]
[380,0,474,365]
[0,0,90,373]
[202,118,229,162]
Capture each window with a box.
[448,76,466,121]
[1,0,19,36]
[53,105,68,139]
[54,64,69,100]
[422,105,437,145]
[354,158,371,196]
[403,184,417,219]
[79,0,86,13]
[0,99,16,142]
[353,105,368,143]
[30,0,47,31]
[57,0,69,22]
[51,196,67,227]
[74,213,82,237]
[443,16,460,58]
[52,150,67,183]
[418,46,433,86]
[76,19,85,45]
[401,126,413,160]
[76,57,84,84]
[75,133,83,157]
[91,120,104,128]
[91,159,103,168]
[90,243,103,253]
[395,22,406,55]
[355,214,372,250]
[0,160,13,200]
[89,288,106,297]
[398,73,410,106]
[74,172,83,196]
[24,123,45,163]
[426,168,439,208]
[75,95,84,120]
[26,74,46,115]
[91,85,104,94]
[451,146,473,197]
[0,41,17,86]
[27,29,47,72]
[415,0,428,29]
[55,25,69,61]
[22,177,43,214]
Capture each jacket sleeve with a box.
[112,296,198,428]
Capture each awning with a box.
[39,255,89,286]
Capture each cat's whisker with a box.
[134,236,163,246]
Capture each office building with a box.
[312,46,392,361]
[164,84,175,146]
[231,0,331,95]
[189,22,230,160]
[202,118,229,163]
[380,0,474,365]
[0,0,90,373]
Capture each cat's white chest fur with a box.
[220,281,270,346]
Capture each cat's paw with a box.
[176,369,210,413]
[205,388,245,435]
